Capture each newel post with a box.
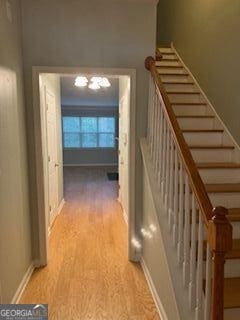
[145,56,155,71]
[208,207,232,320]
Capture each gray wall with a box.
[157,0,240,144]
[0,0,31,303]
[21,0,157,259]
[62,106,119,166]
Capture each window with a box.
[63,116,115,148]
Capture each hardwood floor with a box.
[20,167,160,320]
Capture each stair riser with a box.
[161,54,177,60]
[184,132,223,146]
[156,61,182,67]
[191,149,234,163]
[160,75,191,83]
[209,193,240,209]
[164,83,197,91]
[169,94,205,104]
[158,68,187,75]
[199,169,240,184]
[225,259,240,278]
[173,105,207,116]
[178,118,215,130]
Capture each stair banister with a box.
[145,56,233,320]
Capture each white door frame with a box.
[32,66,137,266]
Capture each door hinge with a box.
[49,205,52,212]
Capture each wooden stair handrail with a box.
[145,55,233,320]
[145,56,213,226]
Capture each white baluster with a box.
[157,106,164,185]
[168,138,174,230]
[150,78,155,159]
[147,75,151,146]
[189,194,197,309]
[183,173,190,286]
[164,127,170,209]
[204,244,212,320]
[150,91,156,160]
[152,91,157,169]
[196,215,204,320]
[177,161,184,265]
[154,98,160,173]
[173,148,179,246]
[160,118,166,196]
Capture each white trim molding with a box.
[141,258,168,320]
[117,198,128,225]
[49,198,65,236]
[11,264,34,304]
[63,163,118,167]
[32,66,136,265]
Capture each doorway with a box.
[33,67,136,266]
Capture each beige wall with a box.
[157,0,240,144]
[0,0,31,303]
[21,0,157,259]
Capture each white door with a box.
[118,77,130,216]
[45,90,58,226]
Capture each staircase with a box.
[144,47,240,319]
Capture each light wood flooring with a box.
[20,167,160,320]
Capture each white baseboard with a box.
[117,198,128,225]
[11,263,34,304]
[141,258,168,320]
[63,163,118,167]
[49,198,65,236]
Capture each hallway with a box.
[20,167,160,319]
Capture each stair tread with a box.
[205,183,240,193]
[190,145,234,149]
[224,278,240,309]
[182,129,223,133]
[197,162,240,169]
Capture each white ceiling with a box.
[60,76,119,107]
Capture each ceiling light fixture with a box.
[90,76,103,83]
[75,76,88,87]
[88,82,101,90]
[99,77,111,88]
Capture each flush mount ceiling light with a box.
[74,76,111,90]
[90,76,103,83]
[88,81,101,90]
[99,77,111,88]
[75,76,88,87]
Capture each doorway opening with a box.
[33,67,136,266]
